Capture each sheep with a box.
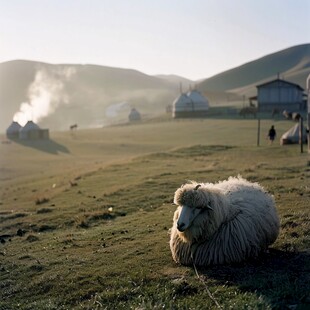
[169,176,280,266]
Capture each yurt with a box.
[128,108,141,122]
[280,123,307,145]
[172,93,193,118]
[6,121,22,139]
[187,90,209,115]
[19,121,41,140]
[172,91,209,118]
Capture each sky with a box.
[0,0,309,80]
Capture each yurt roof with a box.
[187,90,209,105]
[20,121,40,132]
[6,121,22,133]
[173,93,191,106]
[130,108,140,115]
[129,108,140,119]
[129,108,141,121]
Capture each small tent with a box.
[280,123,307,145]
[6,121,22,139]
[128,108,141,122]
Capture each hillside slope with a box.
[1,44,309,132]
[0,61,179,132]
[197,44,310,96]
[0,119,309,309]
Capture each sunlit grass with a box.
[0,119,309,309]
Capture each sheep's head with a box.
[174,183,212,233]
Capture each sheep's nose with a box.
[177,222,186,232]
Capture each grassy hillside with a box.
[0,119,309,309]
[198,44,310,97]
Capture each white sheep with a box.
[169,176,280,266]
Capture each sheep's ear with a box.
[194,184,201,190]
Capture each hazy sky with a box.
[1,0,309,80]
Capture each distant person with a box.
[267,125,276,144]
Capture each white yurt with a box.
[6,121,22,139]
[172,91,209,118]
[19,121,41,140]
[172,93,193,118]
[280,123,307,145]
[187,90,209,114]
[128,108,141,122]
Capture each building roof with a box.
[20,120,40,132]
[173,93,192,107]
[173,91,209,111]
[256,78,304,91]
[129,108,141,120]
[187,90,209,106]
[6,121,22,133]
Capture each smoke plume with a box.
[105,102,130,118]
[13,66,76,126]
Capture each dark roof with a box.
[256,78,304,91]
[249,96,258,100]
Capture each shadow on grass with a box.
[13,139,70,155]
[200,249,310,309]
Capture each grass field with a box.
[0,118,309,309]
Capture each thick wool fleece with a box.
[170,176,280,266]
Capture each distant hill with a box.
[0,61,181,132]
[198,44,310,98]
[155,74,194,88]
[1,44,309,133]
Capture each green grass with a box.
[0,118,309,309]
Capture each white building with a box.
[172,90,209,118]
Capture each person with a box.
[267,125,276,144]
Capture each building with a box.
[128,108,141,122]
[6,121,22,139]
[256,78,305,112]
[6,120,49,140]
[19,121,49,140]
[172,90,209,118]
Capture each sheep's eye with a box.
[195,206,203,210]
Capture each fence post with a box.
[257,118,260,146]
[299,117,303,153]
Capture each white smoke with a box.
[13,67,76,126]
[105,102,130,118]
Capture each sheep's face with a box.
[174,183,212,234]
[176,205,203,232]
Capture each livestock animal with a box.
[70,124,78,130]
[282,110,293,120]
[292,112,301,122]
[169,176,280,266]
[239,107,257,118]
[282,111,301,122]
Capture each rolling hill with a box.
[197,43,310,98]
[0,44,309,133]
[0,61,180,132]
